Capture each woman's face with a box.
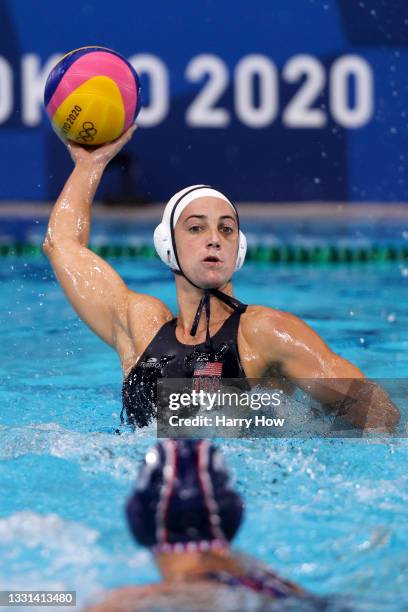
[174,197,239,289]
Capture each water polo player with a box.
[43,127,399,431]
[86,439,312,611]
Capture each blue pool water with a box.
[0,245,407,610]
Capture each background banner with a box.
[0,0,407,203]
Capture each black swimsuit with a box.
[122,308,249,427]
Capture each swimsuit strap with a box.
[203,570,299,599]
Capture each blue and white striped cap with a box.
[126,440,243,554]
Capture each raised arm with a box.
[43,126,162,350]
[249,307,400,432]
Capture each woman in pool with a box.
[86,439,314,611]
[43,126,399,430]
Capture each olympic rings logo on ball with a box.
[77,121,98,143]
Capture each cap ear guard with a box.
[236,231,247,271]
[153,223,247,272]
[153,222,179,270]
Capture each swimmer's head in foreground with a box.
[126,438,243,554]
[154,186,248,342]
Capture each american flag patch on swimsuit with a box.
[193,361,223,377]
[192,361,223,394]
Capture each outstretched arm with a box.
[252,308,400,432]
[43,126,158,349]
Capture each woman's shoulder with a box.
[127,291,173,323]
[84,584,160,611]
[84,581,242,611]
[241,304,306,334]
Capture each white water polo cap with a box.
[153,185,247,272]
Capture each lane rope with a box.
[1,243,408,263]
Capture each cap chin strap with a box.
[169,187,247,350]
[183,281,247,341]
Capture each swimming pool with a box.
[0,222,407,610]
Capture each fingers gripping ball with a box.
[44,46,141,145]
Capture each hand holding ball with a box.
[44,46,141,146]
